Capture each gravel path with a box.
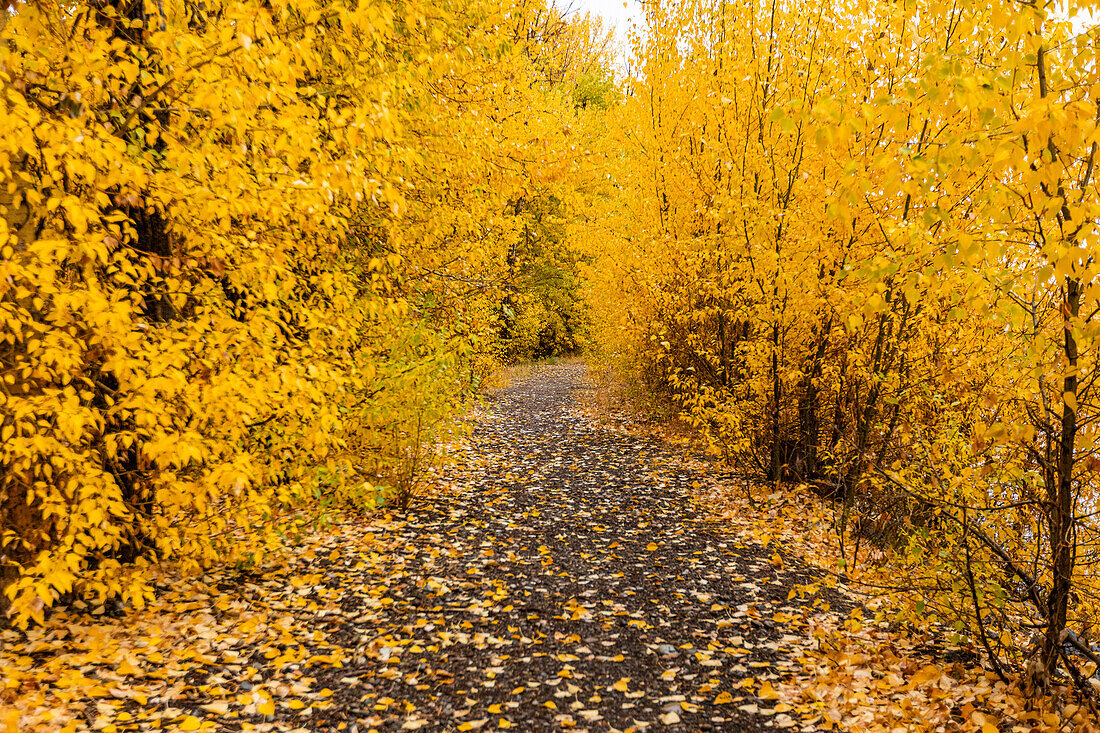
[308,364,846,732]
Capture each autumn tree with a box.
[585,0,1100,693]
[0,0,611,626]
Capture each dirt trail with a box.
[308,364,849,732]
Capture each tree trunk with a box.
[1040,276,1079,679]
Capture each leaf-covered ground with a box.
[300,363,857,732]
[4,364,1092,732]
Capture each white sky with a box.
[556,0,645,71]
[553,1,1100,74]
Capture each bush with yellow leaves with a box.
[0,0,609,627]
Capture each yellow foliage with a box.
[0,0,608,627]
[584,0,1100,683]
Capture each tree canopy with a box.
[7,0,1100,714]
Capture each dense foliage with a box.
[10,0,1100,705]
[0,0,612,627]
[585,0,1100,692]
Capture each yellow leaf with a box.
[1065,391,1078,412]
[714,691,733,704]
[257,694,276,716]
[116,658,140,677]
[179,716,202,731]
[909,665,941,687]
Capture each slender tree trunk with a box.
[1041,276,1079,678]
[769,321,782,482]
[1033,39,1080,683]
[797,318,830,481]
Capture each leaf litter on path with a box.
[575,375,1100,732]
[8,363,1025,732]
[301,364,856,732]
